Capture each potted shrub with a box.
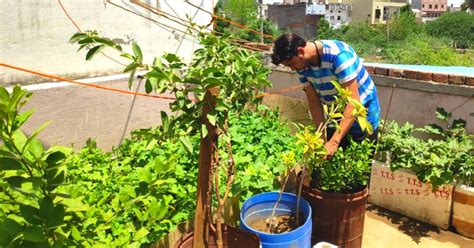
[374,108,472,230]
[239,82,373,248]
[70,29,271,247]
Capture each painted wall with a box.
[267,4,321,39]
[20,74,172,151]
[0,0,213,85]
[267,67,474,133]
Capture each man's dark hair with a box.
[271,33,307,65]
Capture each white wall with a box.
[0,0,214,85]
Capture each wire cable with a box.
[184,0,274,40]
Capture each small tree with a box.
[426,11,474,49]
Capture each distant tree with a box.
[461,0,474,11]
[237,18,281,43]
[388,8,420,41]
[221,0,257,26]
[426,11,474,48]
[399,3,413,15]
[214,0,231,34]
[317,18,337,39]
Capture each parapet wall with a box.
[267,65,474,133]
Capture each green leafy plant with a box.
[265,82,373,232]
[70,26,271,247]
[0,85,80,247]
[378,107,473,190]
[310,139,374,193]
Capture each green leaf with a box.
[69,33,88,43]
[0,218,22,239]
[132,42,143,62]
[22,120,51,153]
[179,136,193,154]
[95,37,121,50]
[86,45,104,61]
[164,53,180,63]
[128,69,136,89]
[435,107,450,121]
[123,62,140,73]
[133,227,149,241]
[23,226,47,242]
[20,205,41,225]
[12,129,28,151]
[161,111,169,133]
[137,168,152,184]
[207,113,217,126]
[38,197,55,221]
[0,157,22,170]
[153,56,163,68]
[28,138,44,158]
[201,124,208,138]
[47,204,65,228]
[17,109,35,126]
[45,151,67,169]
[145,78,153,93]
[203,77,223,89]
[71,226,82,241]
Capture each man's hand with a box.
[324,139,339,160]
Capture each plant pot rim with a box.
[240,191,312,237]
[303,184,369,199]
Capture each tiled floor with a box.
[363,204,474,248]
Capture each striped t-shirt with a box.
[296,40,380,134]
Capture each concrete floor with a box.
[363,204,474,248]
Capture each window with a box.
[429,4,432,9]
[330,16,334,20]
[338,11,341,13]
[375,9,381,19]
[441,4,444,8]
[435,4,438,9]
[337,16,341,20]
[422,4,424,8]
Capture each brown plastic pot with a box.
[302,185,368,248]
[174,225,260,248]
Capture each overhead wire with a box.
[184,0,274,40]
[130,0,270,52]
[2,0,284,102]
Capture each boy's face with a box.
[280,47,308,71]
[281,55,307,71]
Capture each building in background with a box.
[267,1,323,39]
[412,0,448,21]
[349,0,408,24]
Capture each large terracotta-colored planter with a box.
[174,225,260,248]
[302,185,368,248]
[452,183,474,239]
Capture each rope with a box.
[0,62,175,101]
[1,62,302,101]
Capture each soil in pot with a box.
[248,213,305,234]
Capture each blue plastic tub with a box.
[240,192,312,248]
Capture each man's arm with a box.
[325,78,360,158]
[303,83,325,129]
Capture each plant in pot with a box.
[378,107,473,236]
[70,27,271,247]
[239,82,374,248]
[370,108,473,229]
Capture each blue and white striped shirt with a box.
[296,40,380,134]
